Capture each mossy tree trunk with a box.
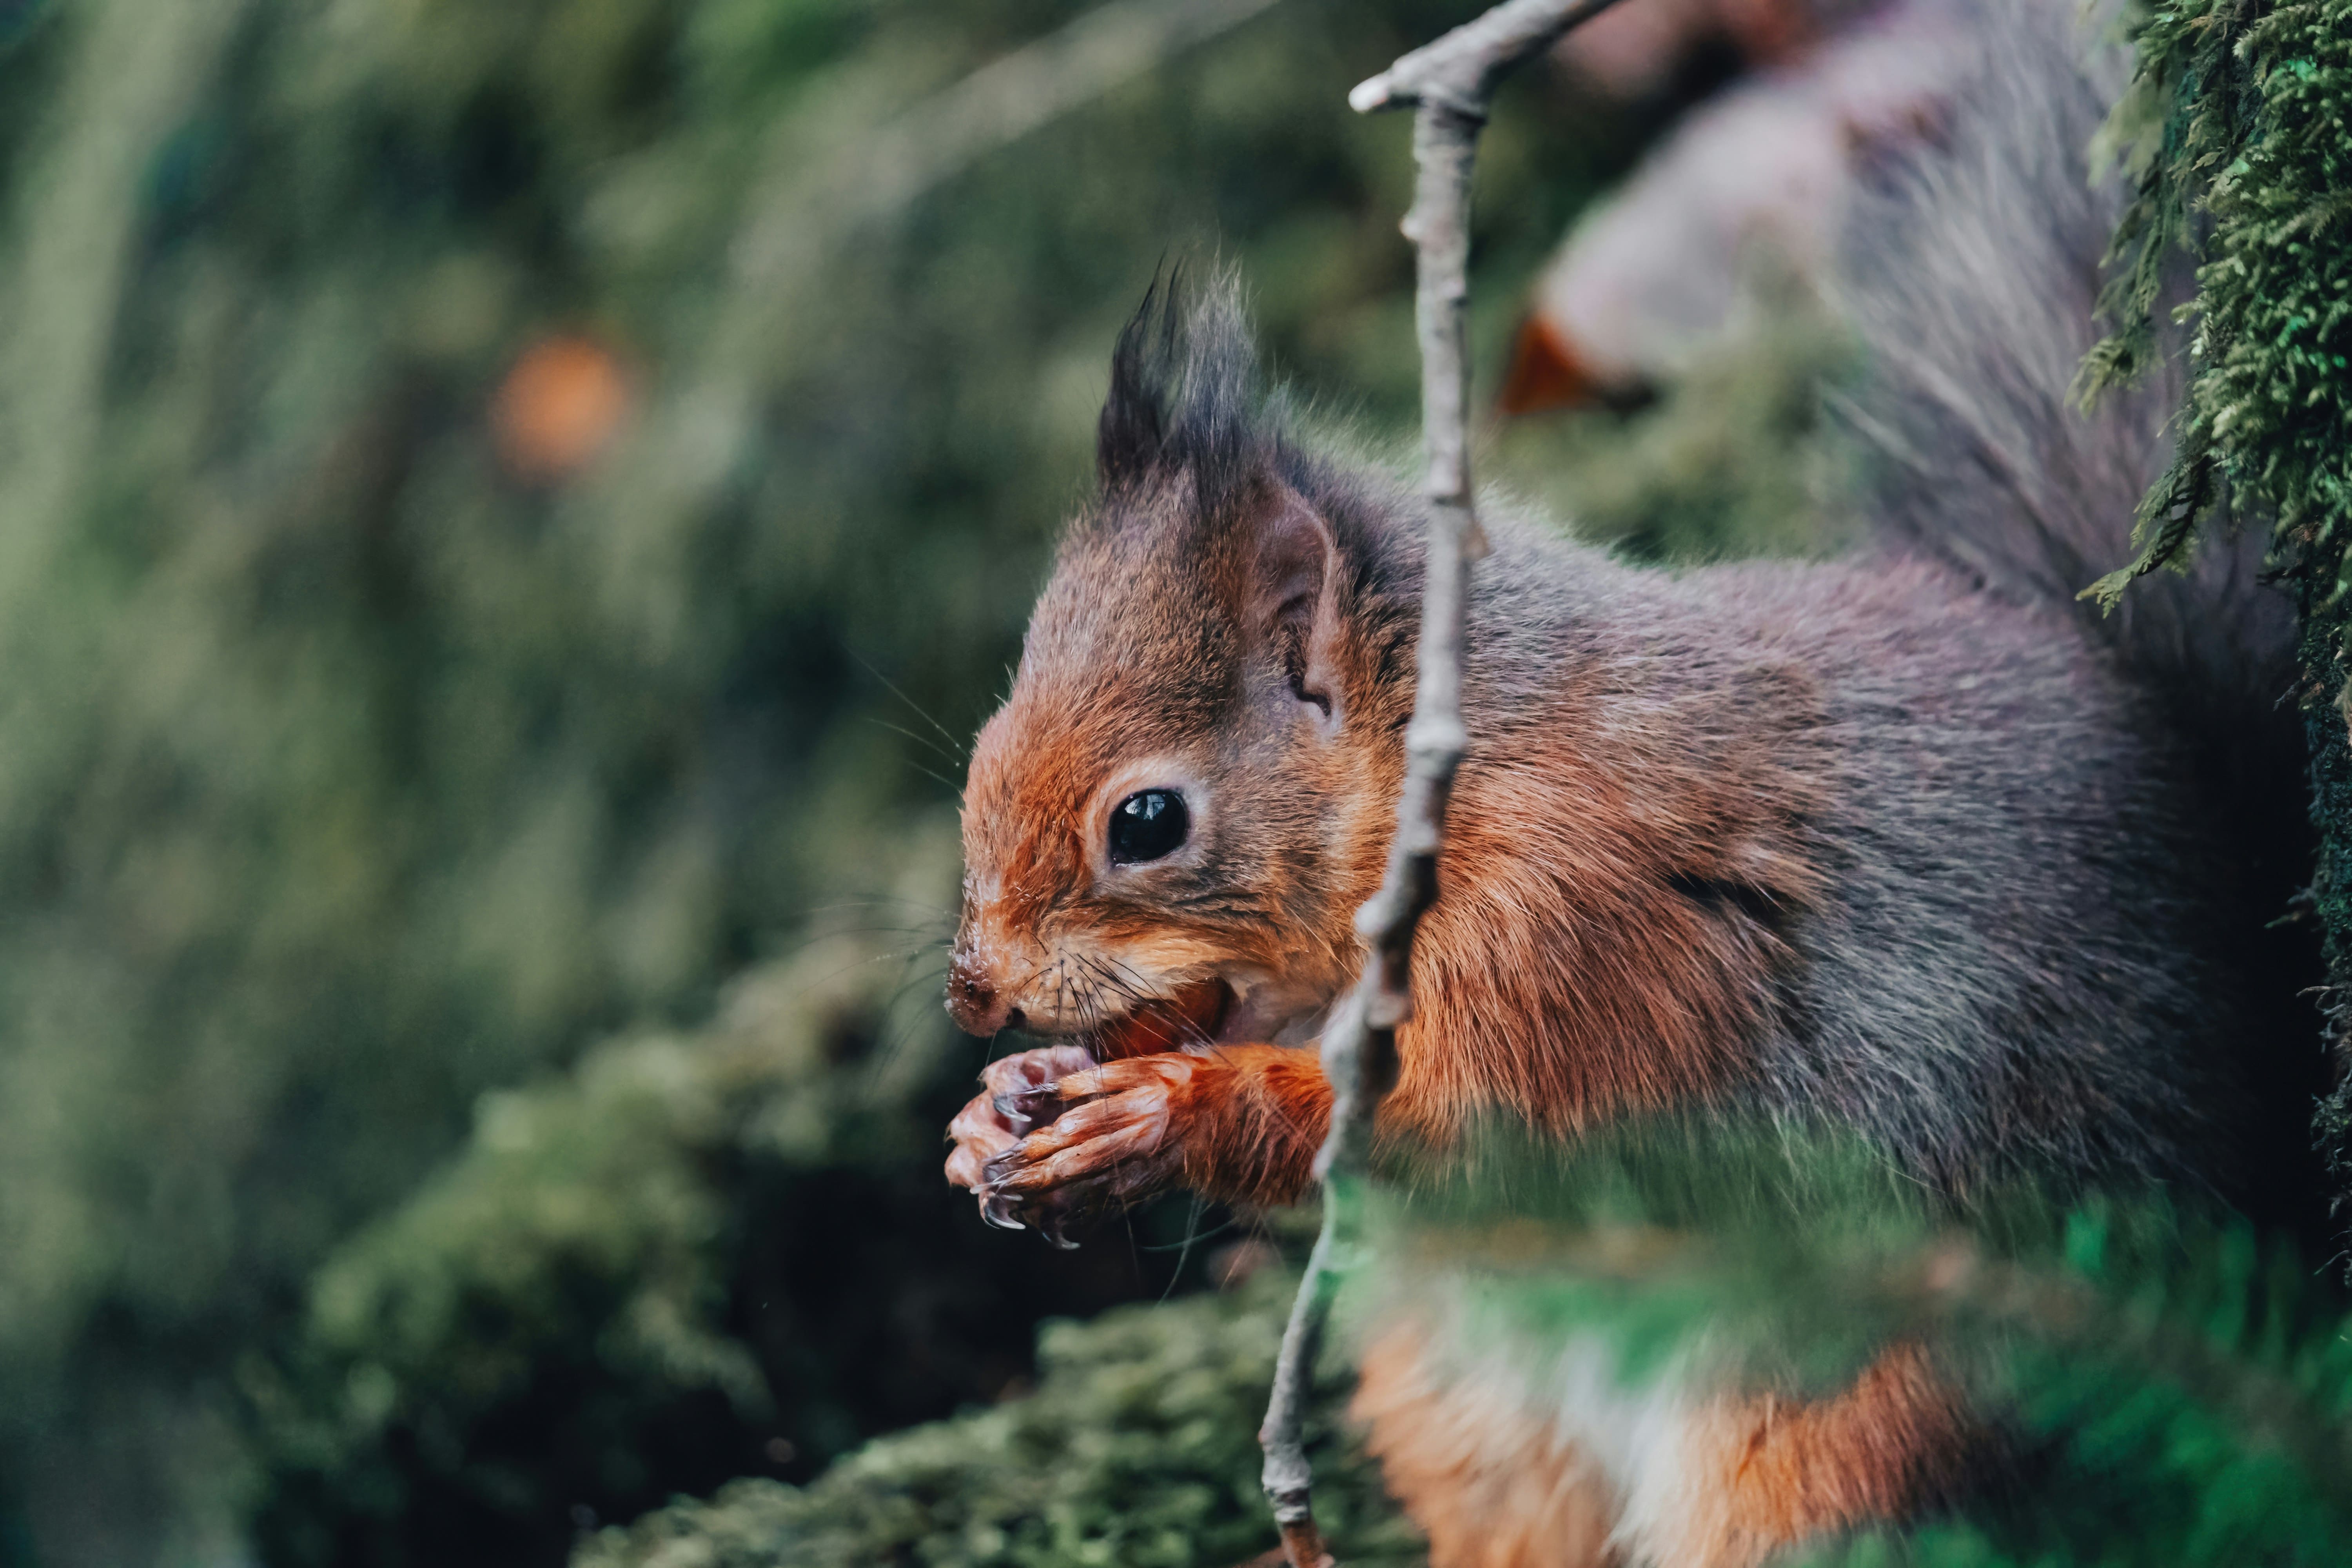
[2085,0,2352,1255]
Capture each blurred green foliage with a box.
[0,0,1846,1559]
[1364,1127,2352,1568]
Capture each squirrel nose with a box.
[947,955,1019,1036]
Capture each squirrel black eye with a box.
[1109,789,1189,865]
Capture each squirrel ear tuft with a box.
[1096,267,1266,503]
[1097,277,1177,493]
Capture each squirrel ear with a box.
[1244,485,1347,728]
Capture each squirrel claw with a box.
[980,1183,1083,1248]
[977,1146,1031,1192]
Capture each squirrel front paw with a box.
[944,1044,1099,1240]
[971,1053,1212,1245]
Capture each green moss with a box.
[2080,0,2352,1252]
[240,856,1254,1567]
[243,920,956,1564]
[575,1273,1418,1568]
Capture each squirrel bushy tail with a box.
[1840,0,2295,717]
[1833,0,2319,1221]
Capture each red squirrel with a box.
[937,0,2312,1559]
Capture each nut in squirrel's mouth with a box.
[1082,977,1234,1061]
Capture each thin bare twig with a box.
[1256,2,1633,1563]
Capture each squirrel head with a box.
[949,280,1418,1049]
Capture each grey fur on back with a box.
[1456,512,2240,1192]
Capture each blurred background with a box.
[0,0,1884,1562]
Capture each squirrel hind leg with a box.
[1352,1325,1621,1568]
[1352,1328,1980,1568]
[1632,1344,1980,1568]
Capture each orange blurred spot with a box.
[1720,0,1824,65]
[1498,314,1604,416]
[493,335,630,480]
